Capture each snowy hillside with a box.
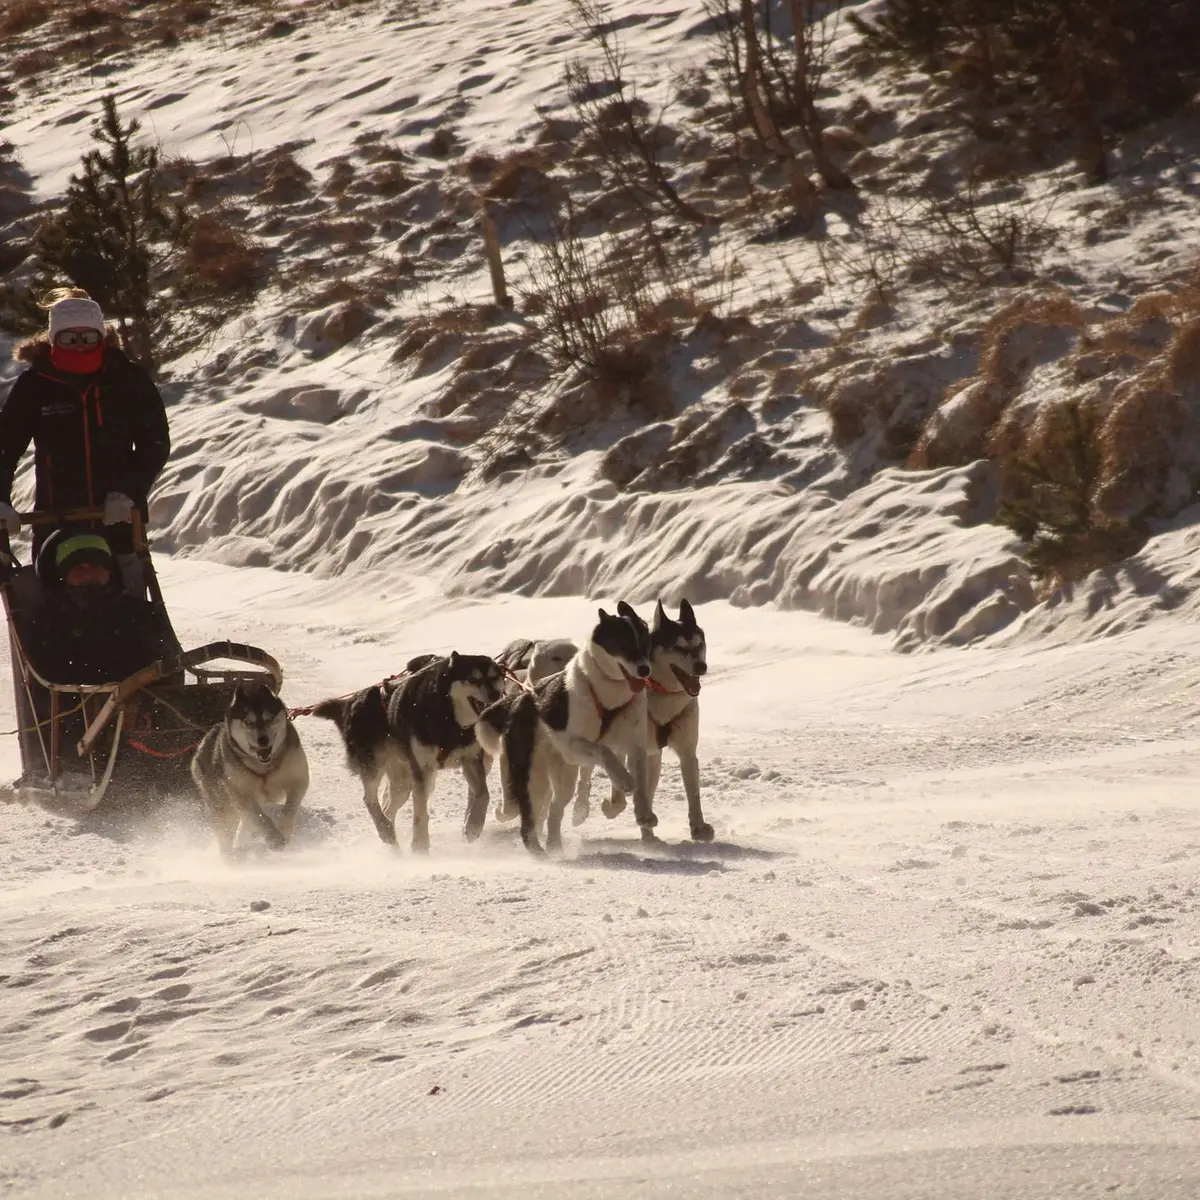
[2,3,1200,1197]
[3,0,1199,649]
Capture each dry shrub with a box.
[323,158,355,196]
[392,304,504,373]
[995,398,1145,587]
[13,49,53,77]
[484,149,554,201]
[296,278,385,311]
[464,152,499,183]
[1093,378,1186,521]
[2,0,49,34]
[322,300,375,347]
[911,292,1086,469]
[67,3,117,30]
[1168,316,1200,389]
[360,163,410,198]
[180,213,269,302]
[424,128,457,158]
[983,287,1200,585]
[261,153,313,205]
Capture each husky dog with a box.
[476,601,654,855]
[601,599,713,841]
[496,638,578,694]
[492,637,579,823]
[191,681,309,858]
[311,653,503,851]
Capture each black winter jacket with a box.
[27,586,170,685]
[0,336,170,514]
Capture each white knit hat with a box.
[48,297,105,339]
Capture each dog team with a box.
[189,598,710,859]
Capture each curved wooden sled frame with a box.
[2,509,281,816]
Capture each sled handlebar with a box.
[15,507,147,551]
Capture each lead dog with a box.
[601,599,713,841]
[311,653,503,851]
[191,681,309,858]
[476,602,653,855]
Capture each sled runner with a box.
[1,508,281,817]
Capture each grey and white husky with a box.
[476,601,654,855]
[310,653,504,852]
[191,681,310,858]
[599,599,713,841]
[496,638,578,694]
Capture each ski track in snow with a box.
[2,561,1199,1198]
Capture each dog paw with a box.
[463,822,484,844]
[493,802,517,823]
[690,821,715,842]
[601,796,626,819]
[637,812,659,832]
[640,826,664,845]
[264,828,287,851]
[411,836,430,855]
[571,799,591,827]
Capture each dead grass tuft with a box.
[180,212,270,302]
[1168,316,1200,388]
[261,152,313,206]
[911,292,1086,470]
[2,0,49,34]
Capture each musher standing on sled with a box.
[0,291,170,596]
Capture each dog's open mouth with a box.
[671,664,702,697]
[256,747,273,764]
[621,666,647,693]
[468,695,486,717]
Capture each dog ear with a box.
[448,650,460,666]
[597,607,610,622]
[652,599,667,631]
[616,600,637,621]
[679,598,696,628]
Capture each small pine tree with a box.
[29,94,187,370]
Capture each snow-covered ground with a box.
[3,0,1200,1194]
[3,565,1199,1198]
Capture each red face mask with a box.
[50,343,105,374]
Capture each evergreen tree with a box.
[29,94,186,369]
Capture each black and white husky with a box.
[476,601,654,855]
[191,681,310,858]
[600,599,713,841]
[492,637,579,823]
[311,653,503,851]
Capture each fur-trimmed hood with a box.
[14,326,125,364]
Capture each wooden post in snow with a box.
[480,200,511,309]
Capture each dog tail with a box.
[309,697,350,730]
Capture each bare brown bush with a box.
[911,292,1085,470]
[2,0,50,34]
[564,0,716,227]
[179,212,270,301]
